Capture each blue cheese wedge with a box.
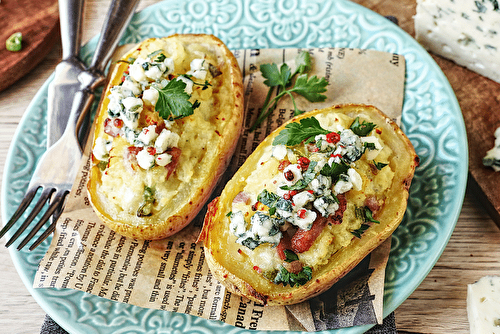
[467,276,500,333]
[415,0,500,83]
[484,126,500,171]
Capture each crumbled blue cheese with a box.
[229,211,247,237]
[415,0,500,83]
[281,164,303,186]
[338,129,364,162]
[155,153,172,167]
[187,58,208,80]
[177,75,194,94]
[93,137,112,161]
[483,126,500,171]
[232,212,283,250]
[155,129,180,152]
[272,144,288,160]
[467,276,500,334]
[137,125,158,146]
[292,209,317,230]
[143,88,159,106]
[292,191,315,208]
[136,149,155,169]
[314,195,339,217]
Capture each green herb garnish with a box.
[155,79,198,120]
[373,161,388,170]
[273,117,329,146]
[137,186,155,217]
[274,265,312,287]
[349,117,376,136]
[250,51,328,131]
[351,206,380,238]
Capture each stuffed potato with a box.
[198,104,418,305]
[87,34,244,240]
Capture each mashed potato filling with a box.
[92,38,225,223]
[229,113,394,285]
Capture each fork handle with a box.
[59,0,85,61]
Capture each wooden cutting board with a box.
[0,0,59,92]
[353,0,500,226]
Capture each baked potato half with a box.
[199,104,418,305]
[87,34,244,240]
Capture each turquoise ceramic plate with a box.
[1,0,467,333]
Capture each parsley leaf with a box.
[257,189,281,208]
[273,117,329,146]
[294,51,312,75]
[155,79,198,120]
[373,161,388,170]
[250,51,328,131]
[351,206,380,238]
[274,265,312,287]
[349,117,376,136]
[260,63,292,87]
[320,161,349,182]
[289,74,328,102]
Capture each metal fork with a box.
[0,0,141,251]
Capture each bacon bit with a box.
[251,201,267,211]
[283,260,303,275]
[297,157,310,170]
[297,209,307,219]
[104,118,122,137]
[291,215,328,253]
[283,190,298,200]
[253,266,262,273]
[364,196,381,216]
[326,132,341,144]
[215,130,221,136]
[376,128,382,134]
[233,191,251,205]
[327,193,347,225]
[277,233,292,261]
[278,160,291,171]
[113,118,124,128]
[164,147,181,179]
[147,147,156,155]
[237,249,242,254]
[125,146,143,169]
[306,143,319,152]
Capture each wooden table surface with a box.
[1,1,499,333]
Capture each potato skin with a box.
[87,34,244,240]
[199,104,418,306]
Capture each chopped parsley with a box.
[351,206,380,238]
[274,265,312,287]
[349,117,376,136]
